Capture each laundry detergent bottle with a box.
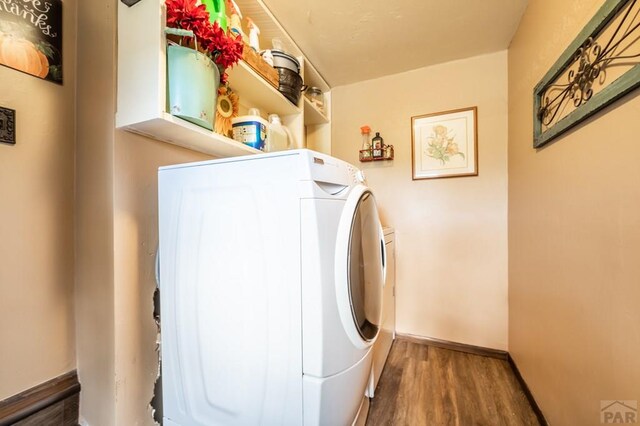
[232,108,268,151]
[266,114,294,152]
[201,0,227,31]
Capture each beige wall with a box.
[508,1,640,425]
[113,132,209,425]
[75,0,116,423]
[332,51,509,350]
[0,1,77,401]
[75,1,210,424]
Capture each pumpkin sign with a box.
[0,35,49,78]
[0,0,63,83]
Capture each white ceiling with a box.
[262,0,528,87]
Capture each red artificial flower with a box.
[166,0,209,34]
[166,0,244,84]
[198,22,244,69]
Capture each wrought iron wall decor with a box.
[0,107,16,145]
[534,0,640,148]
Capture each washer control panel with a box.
[346,164,366,185]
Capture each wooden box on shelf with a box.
[242,44,279,88]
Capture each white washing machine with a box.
[158,149,386,426]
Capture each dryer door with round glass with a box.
[335,185,385,349]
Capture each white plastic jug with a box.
[266,114,295,152]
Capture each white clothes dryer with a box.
[158,149,386,426]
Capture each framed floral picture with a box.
[411,107,478,180]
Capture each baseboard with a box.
[396,333,509,360]
[508,355,549,426]
[0,370,80,426]
[353,396,369,426]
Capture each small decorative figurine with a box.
[247,18,261,51]
[226,0,246,40]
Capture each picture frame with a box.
[411,106,478,180]
[0,0,63,84]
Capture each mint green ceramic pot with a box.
[167,39,219,131]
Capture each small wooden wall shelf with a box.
[359,147,394,162]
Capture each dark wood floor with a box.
[367,338,540,426]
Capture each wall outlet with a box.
[0,107,15,145]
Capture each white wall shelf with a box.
[117,0,332,158]
[227,60,300,116]
[123,113,261,157]
[303,98,329,125]
[303,60,331,94]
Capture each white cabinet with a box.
[116,0,332,158]
[370,228,396,396]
